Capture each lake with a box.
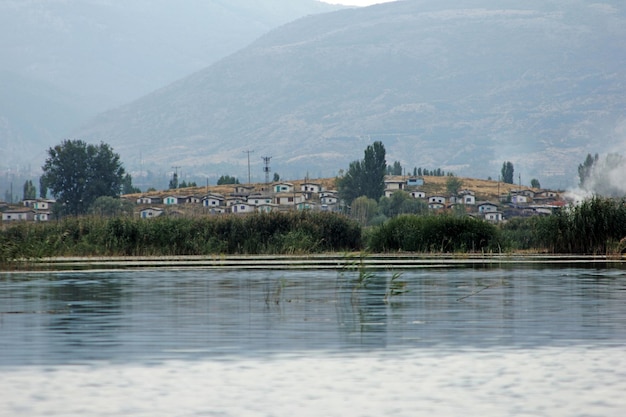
[1,263,625,416]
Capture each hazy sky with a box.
[322,0,397,6]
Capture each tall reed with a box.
[0,211,362,259]
[366,214,501,252]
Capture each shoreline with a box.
[3,253,625,272]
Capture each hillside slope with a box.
[77,0,626,188]
[0,0,341,172]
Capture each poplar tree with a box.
[338,141,387,204]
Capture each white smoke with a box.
[565,153,626,204]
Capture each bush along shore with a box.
[2,197,626,264]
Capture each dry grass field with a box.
[125,175,536,203]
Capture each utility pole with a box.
[243,150,254,185]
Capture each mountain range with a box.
[0,0,341,181]
[4,0,626,193]
[74,0,626,188]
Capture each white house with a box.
[300,182,322,194]
[225,197,246,207]
[274,193,305,206]
[2,208,35,222]
[231,202,255,214]
[410,190,426,199]
[484,211,504,222]
[384,178,405,191]
[203,194,225,208]
[477,202,499,213]
[247,194,273,206]
[188,195,202,204]
[163,195,188,205]
[140,207,164,219]
[511,194,529,205]
[273,182,294,193]
[320,194,338,205]
[428,196,446,205]
[34,211,50,222]
[137,195,163,205]
[458,190,476,205]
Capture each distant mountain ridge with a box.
[75,0,626,188]
[0,0,341,173]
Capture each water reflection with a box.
[1,265,625,366]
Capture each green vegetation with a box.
[40,140,127,216]
[338,141,387,204]
[23,180,36,200]
[0,211,361,259]
[501,161,514,184]
[578,153,598,188]
[530,178,541,189]
[4,192,626,262]
[217,175,240,185]
[414,167,450,177]
[366,214,501,253]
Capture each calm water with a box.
[1,264,626,416]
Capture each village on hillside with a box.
[1,175,566,224]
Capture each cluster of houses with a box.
[0,176,564,224]
[134,182,340,219]
[383,177,564,222]
[0,199,54,223]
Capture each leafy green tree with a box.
[89,196,134,217]
[446,176,463,196]
[273,172,280,182]
[40,140,125,216]
[578,153,598,188]
[530,178,541,189]
[379,191,427,218]
[122,174,141,194]
[217,175,240,185]
[351,196,379,225]
[501,161,514,184]
[387,160,402,175]
[338,141,386,204]
[23,180,36,200]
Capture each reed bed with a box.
[0,211,361,260]
[3,196,625,262]
[365,214,501,253]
